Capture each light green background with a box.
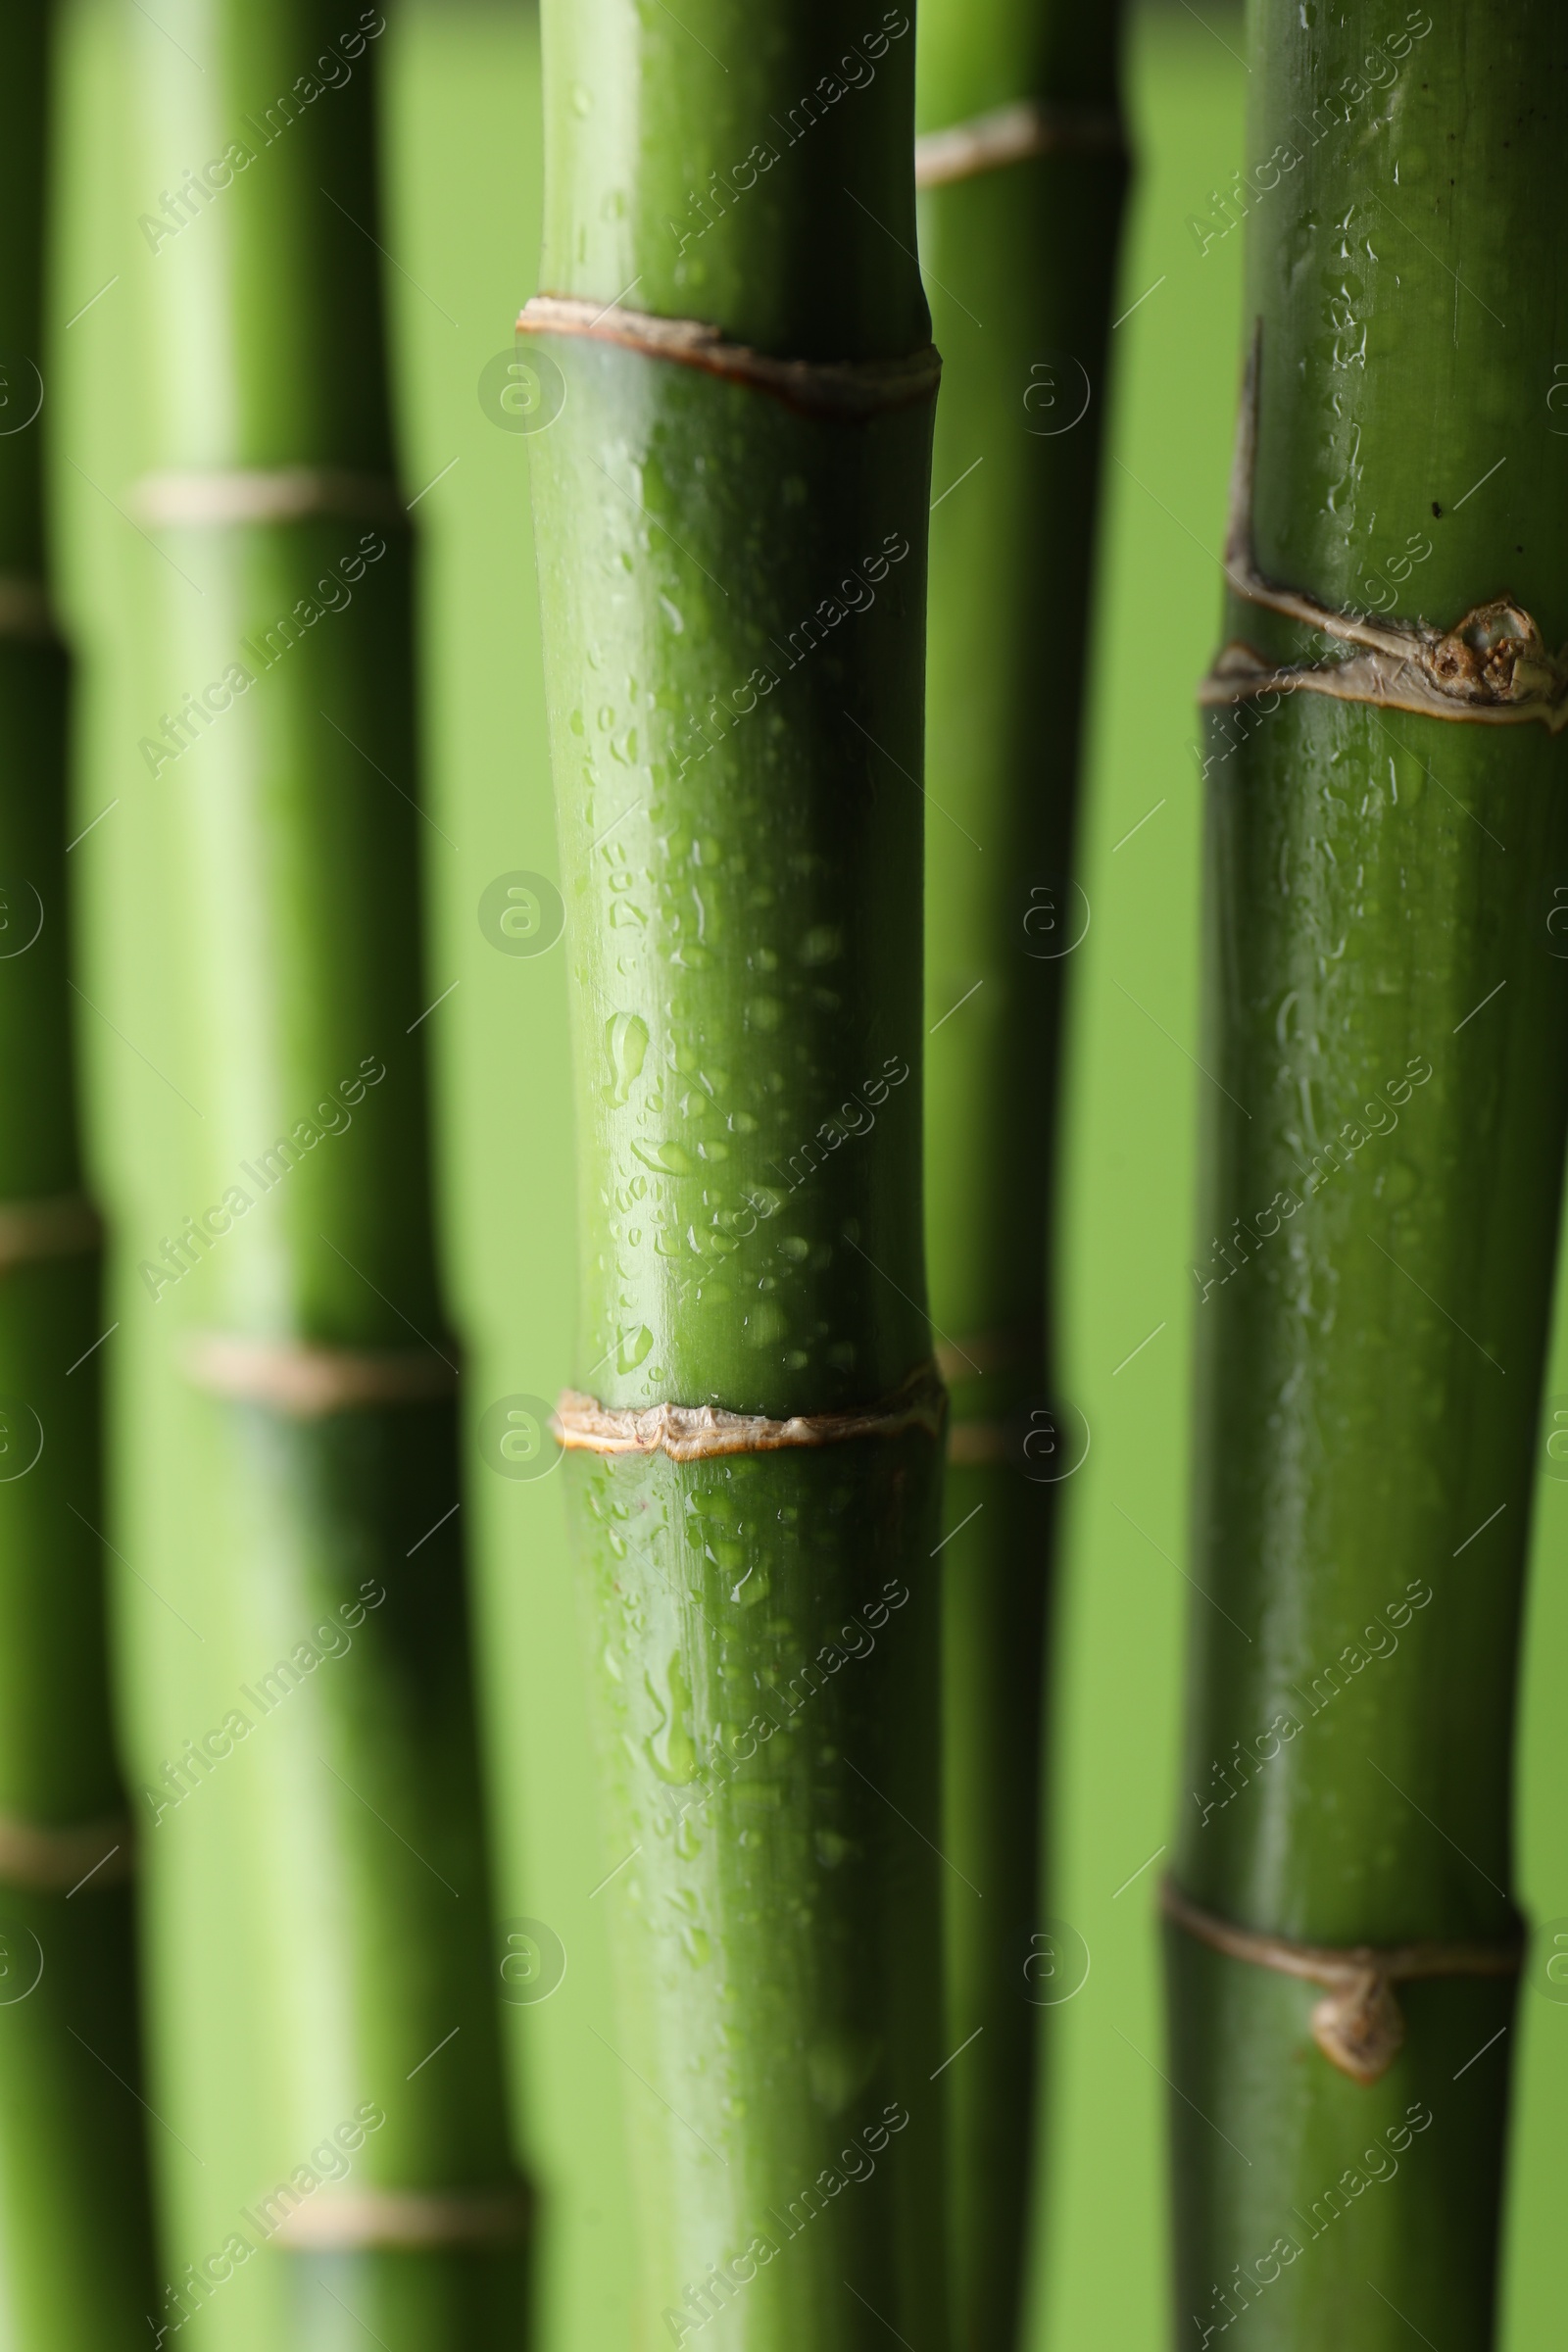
[46,2,1568,2347]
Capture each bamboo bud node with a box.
[0,1811,133,1893]
[0,1192,102,1274]
[268,2183,532,2251]
[516,296,942,420]
[1200,324,1568,731]
[179,1333,459,1418]
[128,470,409,529]
[0,575,57,642]
[914,98,1126,190]
[1161,1875,1523,2086]
[553,1362,946,1461]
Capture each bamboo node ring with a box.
[267,2183,532,2251]
[1200,323,1568,731]
[0,1192,102,1275]
[128,469,410,529]
[554,1361,946,1461]
[915,97,1126,189]
[179,1333,460,1419]
[0,1811,133,1893]
[946,1422,1008,1468]
[935,1327,1040,1465]
[516,296,941,420]
[934,1324,1040,1385]
[0,575,58,643]
[1162,1875,1522,2085]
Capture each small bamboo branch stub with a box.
[1200,324,1568,731]
[1162,1876,1523,2085]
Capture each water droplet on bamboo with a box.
[644,1654,698,1786]
[605,1011,649,1104]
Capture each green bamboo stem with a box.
[1170,8,1568,2345]
[0,7,159,2343]
[525,4,949,2344]
[915,6,1126,2345]
[103,8,525,2345]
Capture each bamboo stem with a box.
[915,3,1127,2343]
[0,6,159,2342]
[1170,7,1568,2344]
[525,3,950,2342]
[104,8,526,2344]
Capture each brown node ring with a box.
[1161,1875,1522,2086]
[934,1324,1041,1386]
[914,97,1125,190]
[129,469,410,528]
[269,2183,532,2252]
[0,1193,102,1276]
[0,576,58,643]
[0,1811,133,1893]
[554,1361,946,1463]
[936,1326,1043,1468]
[946,1422,1008,1469]
[180,1333,459,1419]
[515,295,941,422]
[1199,323,1568,732]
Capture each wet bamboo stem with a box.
[915,3,1127,2343]
[0,6,158,2340]
[526,2,950,2344]
[1170,7,1568,2345]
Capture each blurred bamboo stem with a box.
[914,1,1128,2342]
[111,7,526,2344]
[0,4,158,2343]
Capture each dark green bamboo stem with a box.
[526,4,949,2344]
[1171,8,1568,2346]
[915,7,1126,2346]
[107,8,525,2345]
[0,8,159,2343]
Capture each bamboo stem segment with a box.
[0,6,160,2342]
[107,10,526,2345]
[1170,8,1568,2346]
[914,1,1128,2341]
[527,4,949,2341]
